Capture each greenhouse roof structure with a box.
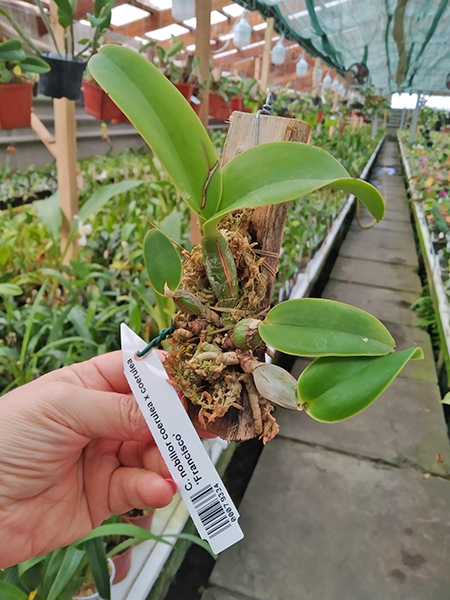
[235,0,450,94]
[3,0,449,95]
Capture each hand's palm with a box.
[0,353,173,568]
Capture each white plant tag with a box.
[121,324,244,554]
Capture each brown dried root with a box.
[163,209,281,441]
[242,374,262,436]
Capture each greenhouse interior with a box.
[1,0,450,598]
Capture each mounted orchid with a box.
[88,46,422,443]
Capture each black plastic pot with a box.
[39,53,86,101]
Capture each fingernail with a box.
[165,478,178,494]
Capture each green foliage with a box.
[143,228,182,296]
[297,348,423,422]
[88,46,222,221]
[0,39,49,84]
[259,298,395,357]
[210,142,384,225]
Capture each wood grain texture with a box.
[201,112,311,440]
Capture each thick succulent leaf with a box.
[253,363,300,410]
[144,229,182,296]
[298,347,423,422]
[205,142,384,225]
[88,46,222,220]
[259,298,395,357]
[0,39,26,61]
[20,55,51,74]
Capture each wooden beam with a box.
[260,17,274,92]
[30,112,57,159]
[50,1,79,261]
[206,111,311,440]
[112,0,231,38]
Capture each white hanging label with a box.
[121,324,244,554]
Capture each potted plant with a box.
[81,0,131,122]
[0,39,50,129]
[34,0,116,100]
[139,36,197,103]
[0,539,115,600]
[89,45,423,442]
[0,522,213,599]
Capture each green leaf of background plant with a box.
[144,229,182,296]
[259,298,395,357]
[84,538,110,600]
[0,9,42,55]
[47,546,85,600]
[20,56,51,74]
[0,39,26,61]
[298,347,423,422]
[206,142,384,224]
[0,283,22,296]
[88,45,222,220]
[34,192,61,242]
[78,180,144,221]
[0,580,27,600]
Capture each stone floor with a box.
[201,140,450,600]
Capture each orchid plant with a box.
[88,46,422,443]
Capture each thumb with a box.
[44,381,151,442]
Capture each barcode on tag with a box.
[191,484,232,540]
[121,324,244,554]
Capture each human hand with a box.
[0,351,192,568]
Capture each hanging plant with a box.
[88,46,422,443]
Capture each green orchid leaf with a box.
[88,45,222,220]
[253,363,300,410]
[0,39,26,62]
[442,392,450,405]
[259,298,395,357]
[204,142,384,225]
[0,9,42,55]
[298,347,423,422]
[20,56,51,74]
[144,228,182,296]
[53,0,74,30]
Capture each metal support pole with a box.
[371,111,379,140]
[409,93,421,144]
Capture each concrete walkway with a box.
[202,140,450,600]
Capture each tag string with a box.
[135,321,174,359]
[253,92,276,146]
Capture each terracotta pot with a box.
[230,96,244,112]
[0,83,33,130]
[175,82,194,103]
[209,92,230,121]
[122,510,154,531]
[111,545,133,584]
[83,79,128,123]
